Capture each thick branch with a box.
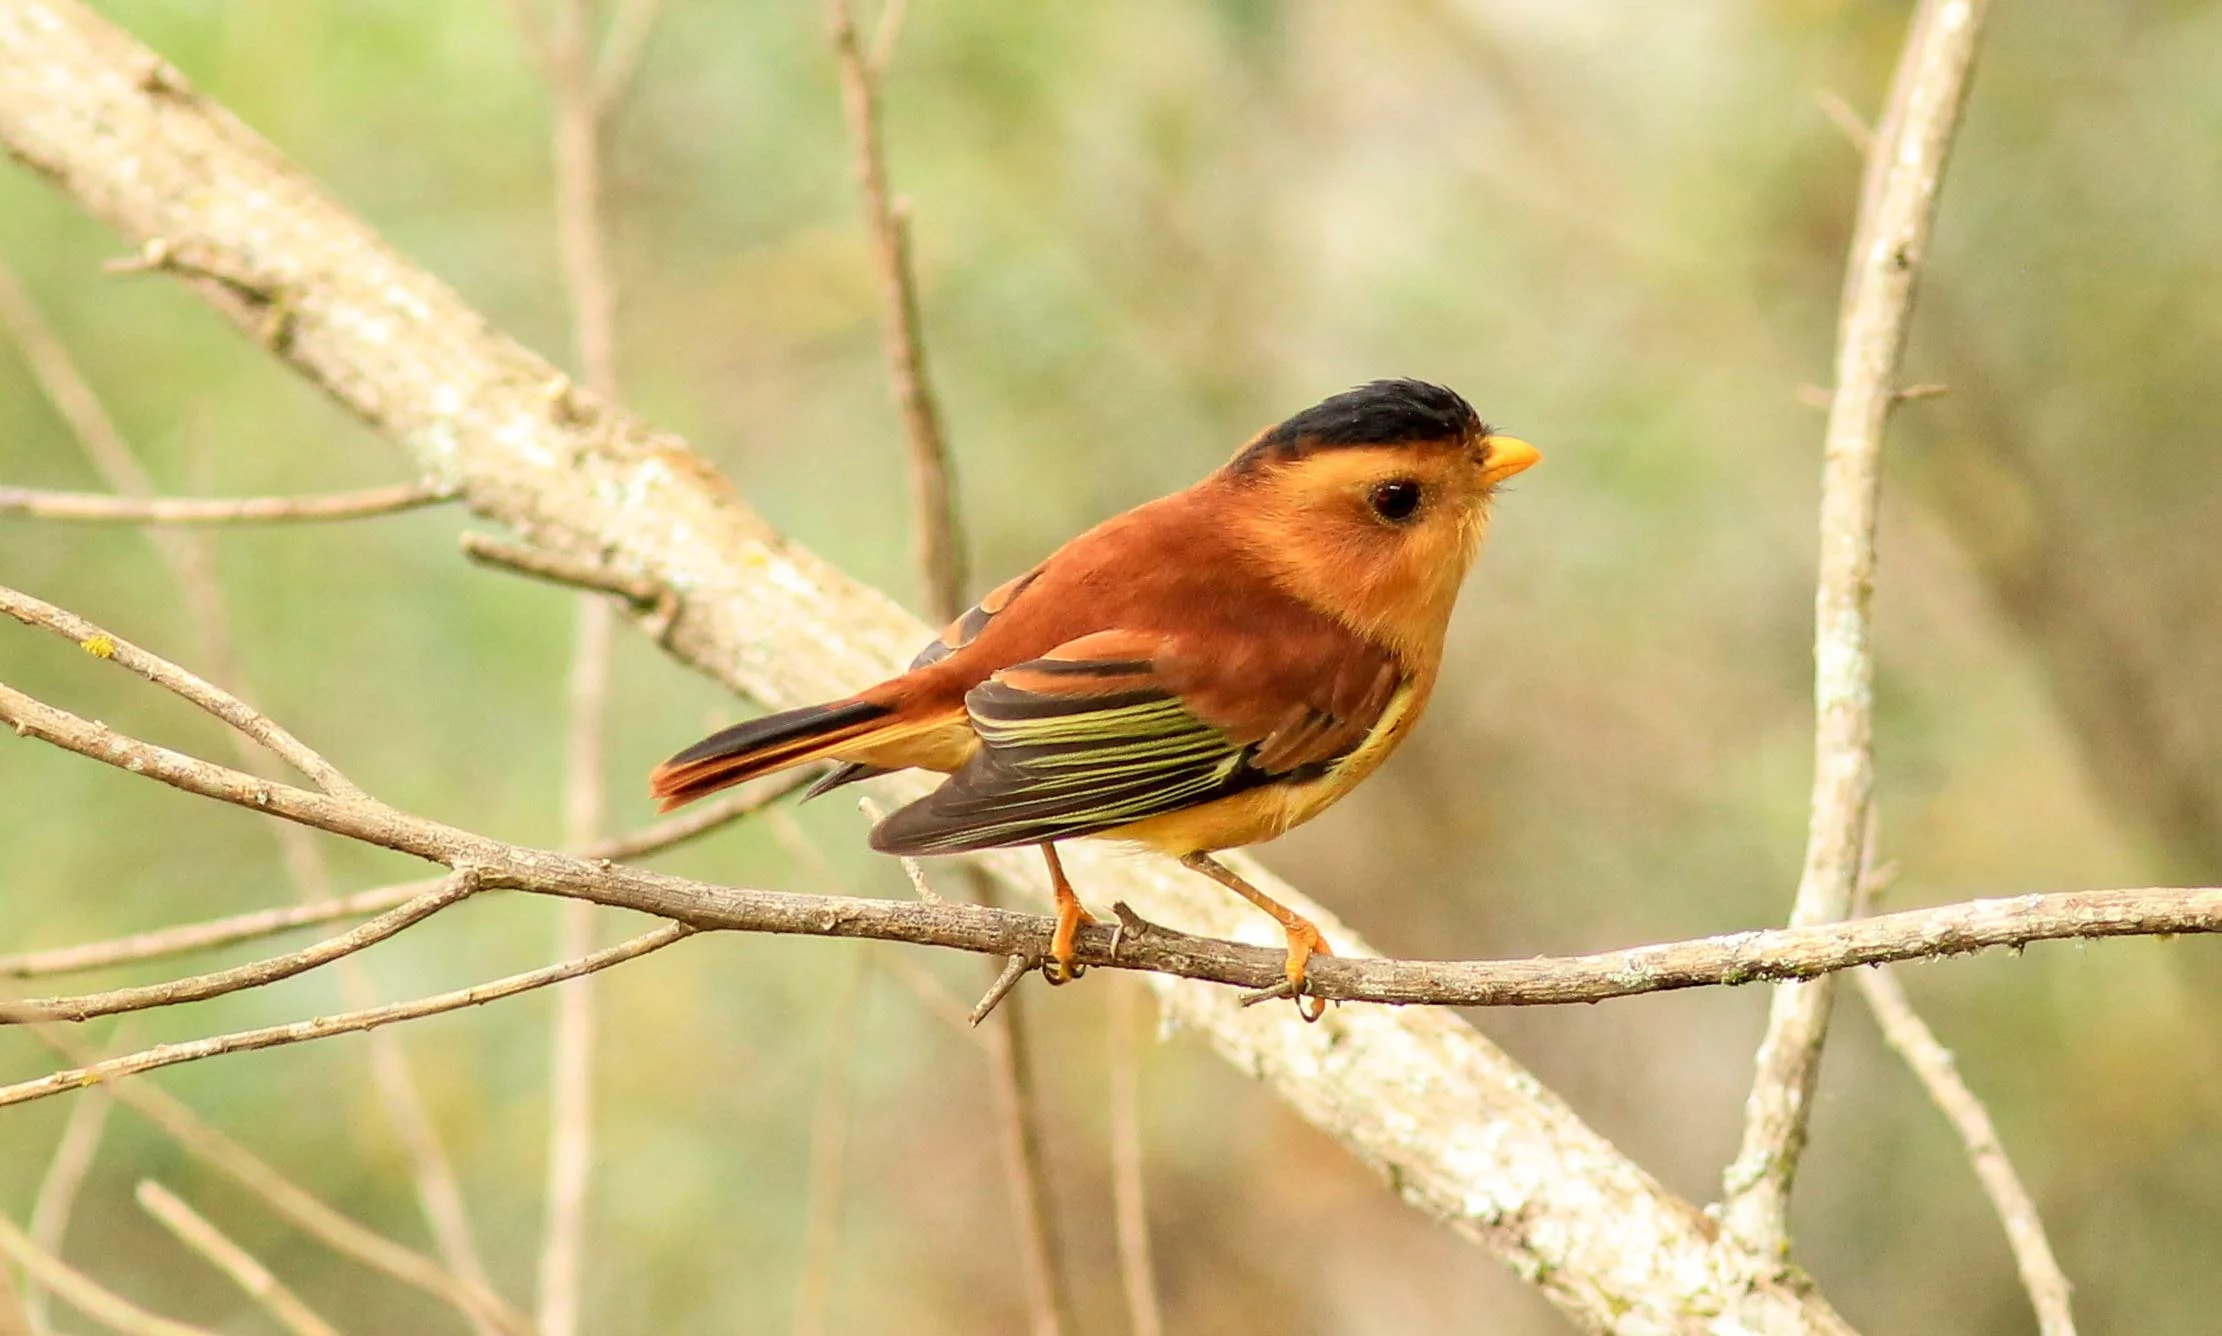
[1721,0,1991,1254]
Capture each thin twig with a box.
[1,924,692,1110]
[0,481,455,525]
[0,583,365,801]
[0,776,797,981]
[460,533,672,612]
[0,1210,216,1336]
[25,1074,112,1332]
[968,954,1035,1027]
[0,871,483,1024]
[24,1028,530,1336]
[1107,981,1165,1336]
[0,257,498,1302]
[1855,968,2077,1335]
[135,1181,347,1336]
[1720,0,1992,1257]
[830,0,966,620]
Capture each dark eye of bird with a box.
[1368,479,1423,522]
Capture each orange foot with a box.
[1047,889,1097,984]
[1282,918,1334,1023]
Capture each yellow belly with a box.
[1105,680,1424,855]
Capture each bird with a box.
[649,379,1538,1019]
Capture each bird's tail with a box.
[649,698,899,812]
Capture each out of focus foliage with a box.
[3,2,2219,1332]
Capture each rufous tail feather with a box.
[649,699,896,811]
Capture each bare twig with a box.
[0,871,483,1024]
[0,776,796,981]
[459,533,670,611]
[831,0,966,620]
[1855,968,2077,1335]
[136,1181,346,1336]
[2,924,692,1110]
[0,583,365,800]
[1107,981,1164,1336]
[25,1028,530,1336]
[0,481,455,524]
[25,1075,112,1332]
[0,1210,215,1336]
[968,954,1036,1027]
[0,247,495,1306]
[1720,0,1992,1257]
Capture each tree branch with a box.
[1854,965,2078,1336]
[0,583,365,801]
[0,776,797,981]
[1720,0,1991,1256]
[135,1182,345,1336]
[3,924,691,1110]
[0,1210,214,1336]
[5,653,2216,1015]
[0,481,455,524]
[1,872,483,1025]
[23,1028,529,1336]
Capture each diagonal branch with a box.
[1854,965,2078,1336]
[4,924,691,1110]
[1720,0,1992,1257]
[0,583,365,800]
[135,1181,346,1336]
[1,871,483,1024]
[0,1210,214,1336]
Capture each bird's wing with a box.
[867,627,1403,855]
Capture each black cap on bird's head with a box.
[1229,379,1488,475]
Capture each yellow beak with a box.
[1479,435,1541,487]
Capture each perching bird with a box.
[650,379,1538,1019]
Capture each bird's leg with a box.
[1040,842,1096,984]
[1179,852,1333,1022]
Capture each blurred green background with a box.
[4,1,2220,1332]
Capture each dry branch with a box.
[0,1210,215,1336]
[0,777,794,981]
[26,1028,530,1336]
[0,481,453,524]
[1721,0,1992,1255]
[136,1182,346,1336]
[1855,966,2078,1336]
[3,923,691,1109]
[5,649,2216,1014]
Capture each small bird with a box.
[650,379,1538,1018]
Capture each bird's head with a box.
[1219,379,1539,653]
